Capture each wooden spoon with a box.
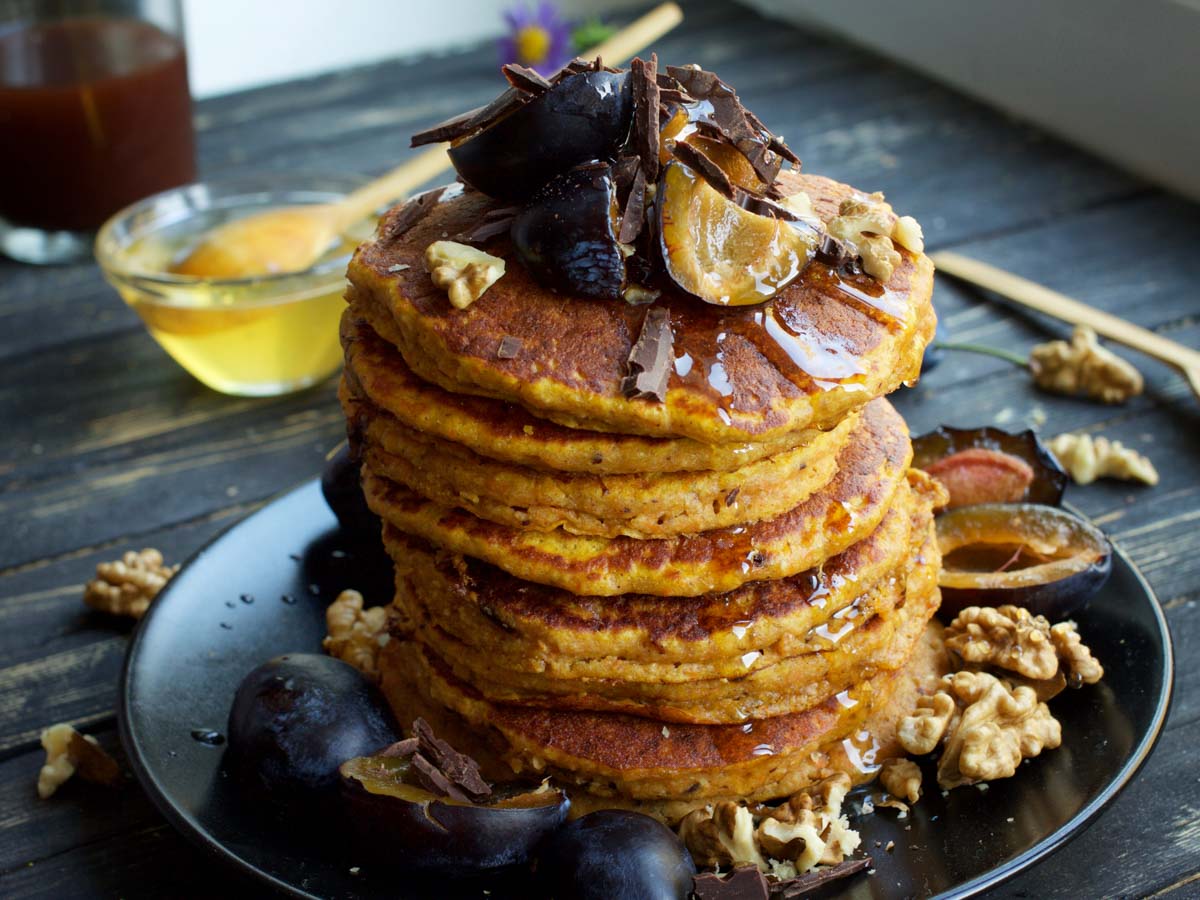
[173,2,684,280]
[932,250,1200,402]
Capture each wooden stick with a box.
[589,2,684,66]
[931,249,1200,400]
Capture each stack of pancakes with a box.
[340,170,945,821]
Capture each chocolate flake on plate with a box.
[622,305,674,402]
[693,866,770,900]
[770,857,872,899]
[413,717,492,801]
[379,186,448,242]
[497,335,523,359]
[630,55,661,183]
[502,63,552,95]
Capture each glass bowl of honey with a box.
[95,174,372,396]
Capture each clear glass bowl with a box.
[95,173,370,396]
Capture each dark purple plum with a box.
[450,70,632,202]
[914,425,1068,507]
[534,809,696,900]
[921,318,946,373]
[511,162,626,301]
[937,503,1112,620]
[227,654,399,802]
[321,444,380,536]
[340,754,569,873]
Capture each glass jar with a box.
[0,0,196,264]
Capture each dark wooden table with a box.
[1,3,1197,897]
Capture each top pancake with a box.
[347,171,936,443]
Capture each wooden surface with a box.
[1,2,1197,897]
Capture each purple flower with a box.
[498,1,573,75]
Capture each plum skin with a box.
[321,444,380,537]
[226,653,399,802]
[534,809,696,900]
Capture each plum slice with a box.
[658,161,819,306]
[510,162,627,301]
[914,425,1068,507]
[339,753,569,873]
[936,503,1112,620]
[448,70,632,202]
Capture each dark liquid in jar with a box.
[0,16,195,231]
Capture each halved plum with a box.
[449,70,632,202]
[914,426,1068,508]
[936,503,1112,619]
[339,753,569,873]
[658,161,819,306]
[510,162,626,301]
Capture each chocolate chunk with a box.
[502,63,552,95]
[672,140,735,198]
[622,305,674,402]
[815,233,857,269]
[617,166,647,244]
[379,185,447,242]
[558,57,593,78]
[630,55,661,183]
[497,335,522,359]
[410,752,471,802]
[770,858,872,899]
[379,737,419,758]
[693,867,770,900]
[658,87,687,106]
[612,155,642,203]
[411,88,528,147]
[767,134,800,167]
[413,718,492,801]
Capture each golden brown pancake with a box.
[346,171,936,443]
[342,316,830,474]
[362,398,911,596]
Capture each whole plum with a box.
[534,809,696,900]
[320,444,380,537]
[227,653,399,802]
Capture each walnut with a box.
[781,190,821,226]
[1029,325,1143,403]
[945,605,1060,681]
[424,240,505,309]
[1048,433,1159,486]
[83,548,177,619]
[878,758,922,804]
[935,670,1061,789]
[38,723,120,799]
[323,589,389,681]
[1050,621,1104,686]
[826,193,923,281]
[679,801,765,869]
[756,774,860,874]
[898,691,957,755]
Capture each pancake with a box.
[347,171,936,443]
[350,385,856,538]
[342,315,828,475]
[362,398,911,597]
[376,622,947,811]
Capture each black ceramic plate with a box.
[119,481,1173,899]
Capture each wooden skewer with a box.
[931,249,1200,401]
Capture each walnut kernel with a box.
[945,605,1060,681]
[826,193,923,281]
[83,548,177,619]
[424,240,505,309]
[38,723,120,799]
[898,691,957,755]
[1050,621,1104,686]
[1029,325,1143,403]
[878,758,922,804]
[1049,433,1158,486]
[323,589,389,681]
[679,801,765,869]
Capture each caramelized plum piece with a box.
[936,503,1112,619]
[510,162,626,301]
[339,754,569,873]
[449,70,632,202]
[658,161,818,306]
[914,426,1068,507]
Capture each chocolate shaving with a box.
[658,87,687,106]
[767,134,800,166]
[693,866,769,900]
[411,88,527,147]
[617,166,647,244]
[672,140,735,198]
[630,55,661,183]
[379,737,419,758]
[455,206,519,244]
[413,718,492,801]
[611,155,641,203]
[622,306,673,402]
[770,858,872,899]
[558,58,594,78]
[379,186,447,242]
[410,752,471,802]
[815,233,857,269]
[497,335,522,359]
[502,63,552,95]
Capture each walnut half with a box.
[83,548,178,619]
[1029,325,1143,404]
[1049,433,1158,486]
[424,240,505,309]
[826,192,924,282]
[945,606,1103,686]
[38,724,120,799]
[323,589,389,681]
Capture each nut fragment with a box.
[1049,621,1104,686]
[898,691,957,755]
[878,758,922,804]
[38,724,120,799]
[424,240,505,309]
[83,548,177,619]
[945,605,1060,681]
[1048,433,1158,486]
[323,589,389,681]
[679,801,765,869]
[826,193,923,281]
[1029,325,1143,404]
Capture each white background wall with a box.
[182,0,646,99]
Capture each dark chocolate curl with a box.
[630,55,661,183]
[770,858,873,899]
[672,141,735,198]
[379,185,447,242]
[622,306,674,402]
[410,88,528,147]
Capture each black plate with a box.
[119,480,1173,899]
